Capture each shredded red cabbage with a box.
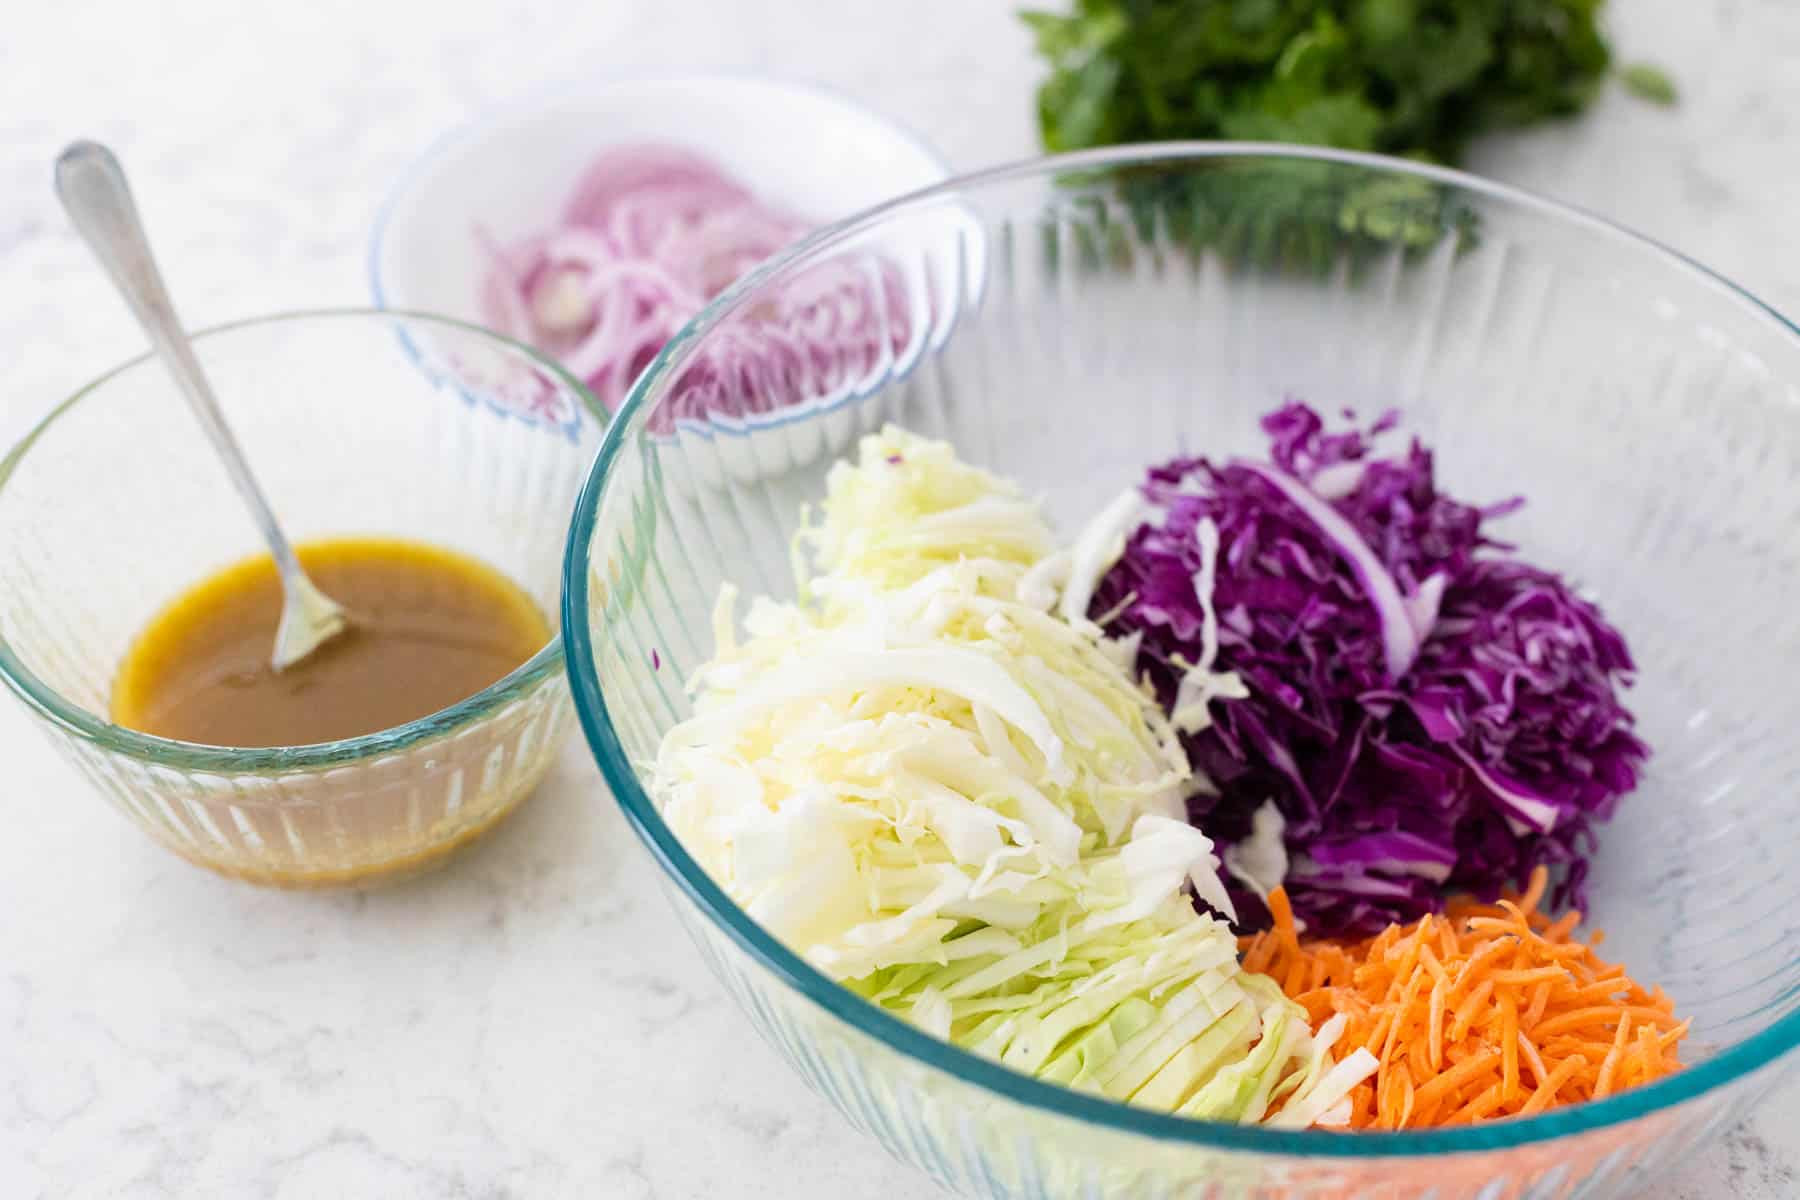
[480,145,910,433]
[1092,403,1649,936]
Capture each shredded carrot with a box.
[1492,966,1569,987]
[1516,868,1547,913]
[1449,978,1495,1043]
[1451,938,1515,998]
[1500,993,1520,1102]
[1427,975,1447,1072]
[1241,933,1275,975]
[1520,1054,1588,1116]
[1381,962,1429,1066]
[1240,868,1688,1128]
[1444,1082,1504,1125]
[1418,944,1451,988]
[1363,1008,1396,1058]
[1546,910,1582,942]
[1523,979,1554,1029]
[1396,1063,1417,1129]
[1414,1048,1501,1112]
[1530,1005,1681,1040]
[1593,1012,1632,1100]
[1623,1027,1651,1088]
[1284,953,1310,996]
[1516,1029,1548,1090]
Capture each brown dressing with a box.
[111,538,550,748]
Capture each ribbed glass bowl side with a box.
[568,147,1800,1194]
[654,879,1788,1197]
[30,675,574,887]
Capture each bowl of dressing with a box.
[0,309,603,886]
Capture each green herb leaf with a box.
[1022,0,1629,270]
[1023,0,1621,163]
[1620,62,1678,106]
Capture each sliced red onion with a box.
[479,144,910,434]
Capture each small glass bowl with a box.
[0,310,603,886]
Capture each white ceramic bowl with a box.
[370,74,950,323]
[367,74,961,482]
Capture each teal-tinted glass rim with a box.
[563,144,1800,1156]
[0,307,603,775]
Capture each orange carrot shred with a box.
[1408,1027,1433,1084]
[1531,1005,1680,1040]
[1381,964,1429,1067]
[1449,978,1496,1043]
[1364,1009,1395,1058]
[1517,866,1548,913]
[1238,873,1688,1129]
[1520,1054,1588,1116]
[1450,937,1513,997]
[1378,1064,1399,1128]
[1241,936,1274,975]
[1593,1012,1632,1100]
[1523,979,1553,1028]
[1414,1048,1502,1111]
[1437,919,1458,962]
[1516,1029,1548,1090]
[1545,910,1582,942]
[1565,978,1636,1005]
[1427,975,1447,1073]
[1500,992,1520,1102]
[1491,966,1570,987]
[1444,1082,1505,1125]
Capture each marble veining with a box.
[2,1,1797,1196]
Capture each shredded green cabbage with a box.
[655,426,1373,1125]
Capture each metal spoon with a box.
[55,140,348,672]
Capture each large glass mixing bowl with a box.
[564,146,1800,1197]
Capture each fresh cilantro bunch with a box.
[1021,0,1617,161]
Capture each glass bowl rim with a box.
[0,306,603,774]
[563,143,1800,1157]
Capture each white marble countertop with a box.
[2,2,1797,1196]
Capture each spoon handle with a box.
[54,141,305,582]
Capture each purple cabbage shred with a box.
[1092,403,1649,937]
